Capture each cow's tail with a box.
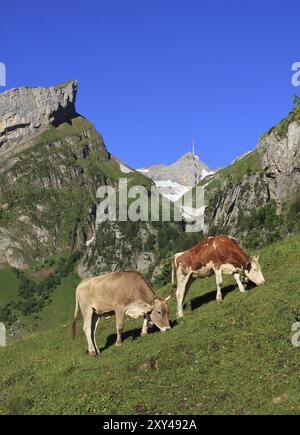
[71,292,81,340]
[171,257,177,288]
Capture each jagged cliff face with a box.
[203,150,268,230]
[203,105,300,235]
[0,81,78,161]
[258,121,300,208]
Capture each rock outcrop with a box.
[0,80,77,160]
[205,169,269,231]
[258,121,300,208]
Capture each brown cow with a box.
[72,271,171,356]
[172,235,265,318]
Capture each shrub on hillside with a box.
[153,252,174,288]
[284,195,300,234]
[238,201,283,249]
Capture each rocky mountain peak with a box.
[139,151,212,187]
[0,80,78,158]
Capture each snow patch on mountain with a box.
[154,180,192,202]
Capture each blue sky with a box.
[1,0,299,169]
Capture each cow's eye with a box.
[158,311,162,315]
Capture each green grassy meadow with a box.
[0,235,300,415]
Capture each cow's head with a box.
[245,255,265,286]
[149,296,171,332]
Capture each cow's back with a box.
[176,235,250,271]
[77,271,155,311]
[212,236,250,269]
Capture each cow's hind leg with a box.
[234,273,246,293]
[91,312,100,355]
[214,268,223,301]
[83,308,99,356]
[115,308,125,347]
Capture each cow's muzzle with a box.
[160,326,171,333]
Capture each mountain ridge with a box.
[0,80,300,276]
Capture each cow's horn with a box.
[165,295,171,302]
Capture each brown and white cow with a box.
[72,271,171,356]
[172,235,265,318]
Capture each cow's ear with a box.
[257,255,260,261]
[125,303,152,319]
[141,303,153,313]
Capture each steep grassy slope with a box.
[0,266,20,304]
[0,235,299,415]
[37,274,79,331]
[0,260,80,336]
[261,101,300,139]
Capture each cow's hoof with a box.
[89,350,98,357]
[115,342,122,347]
[216,298,223,303]
[140,332,148,337]
[176,313,184,319]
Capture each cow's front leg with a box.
[115,308,125,347]
[215,269,223,301]
[83,308,99,356]
[141,315,149,337]
[234,273,246,293]
[176,273,190,318]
